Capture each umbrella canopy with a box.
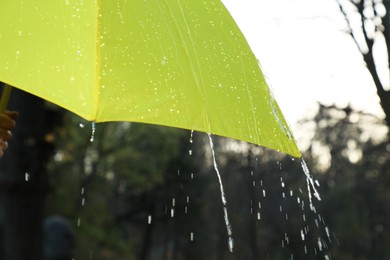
[0,0,300,158]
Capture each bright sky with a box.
[222,0,385,133]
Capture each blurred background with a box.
[1,0,390,259]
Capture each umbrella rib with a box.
[174,0,212,132]
[92,0,101,121]
[240,55,261,145]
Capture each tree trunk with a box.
[337,1,390,127]
[0,87,57,260]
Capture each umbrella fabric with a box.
[0,0,300,158]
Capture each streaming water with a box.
[90,122,96,143]
[300,159,321,211]
[207,133,234,252]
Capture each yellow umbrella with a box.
[0,0,300,158]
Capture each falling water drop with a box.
[189,130,194,143]
[171,198,175,218]
[285,233,290,245]
[148,215,152,224]
[79,122,85,128]
[318,238,323,251]
[228,237,234,252]
[208,133,234,253]
[90,122,96,142]
[301,229,305,241]
[25,172,30,182]
[190,232,194,241]
[325,226,331,240]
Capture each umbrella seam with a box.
[92,0,101,121]
[239,55,261,146]
[174,0,212,133]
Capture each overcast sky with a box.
[222,0,385,132]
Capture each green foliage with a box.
[303,104,390,259]
[45,113,205,259]
[45,104,390,259]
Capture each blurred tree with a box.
[45,115,211,259]
[8,96,388,260]
[45,112,341,260]
[337,0,390,127]
[210,137,331,260]
[302,104,390,259]
[0,86,62,260]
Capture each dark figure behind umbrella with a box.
[44,216,75,260]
